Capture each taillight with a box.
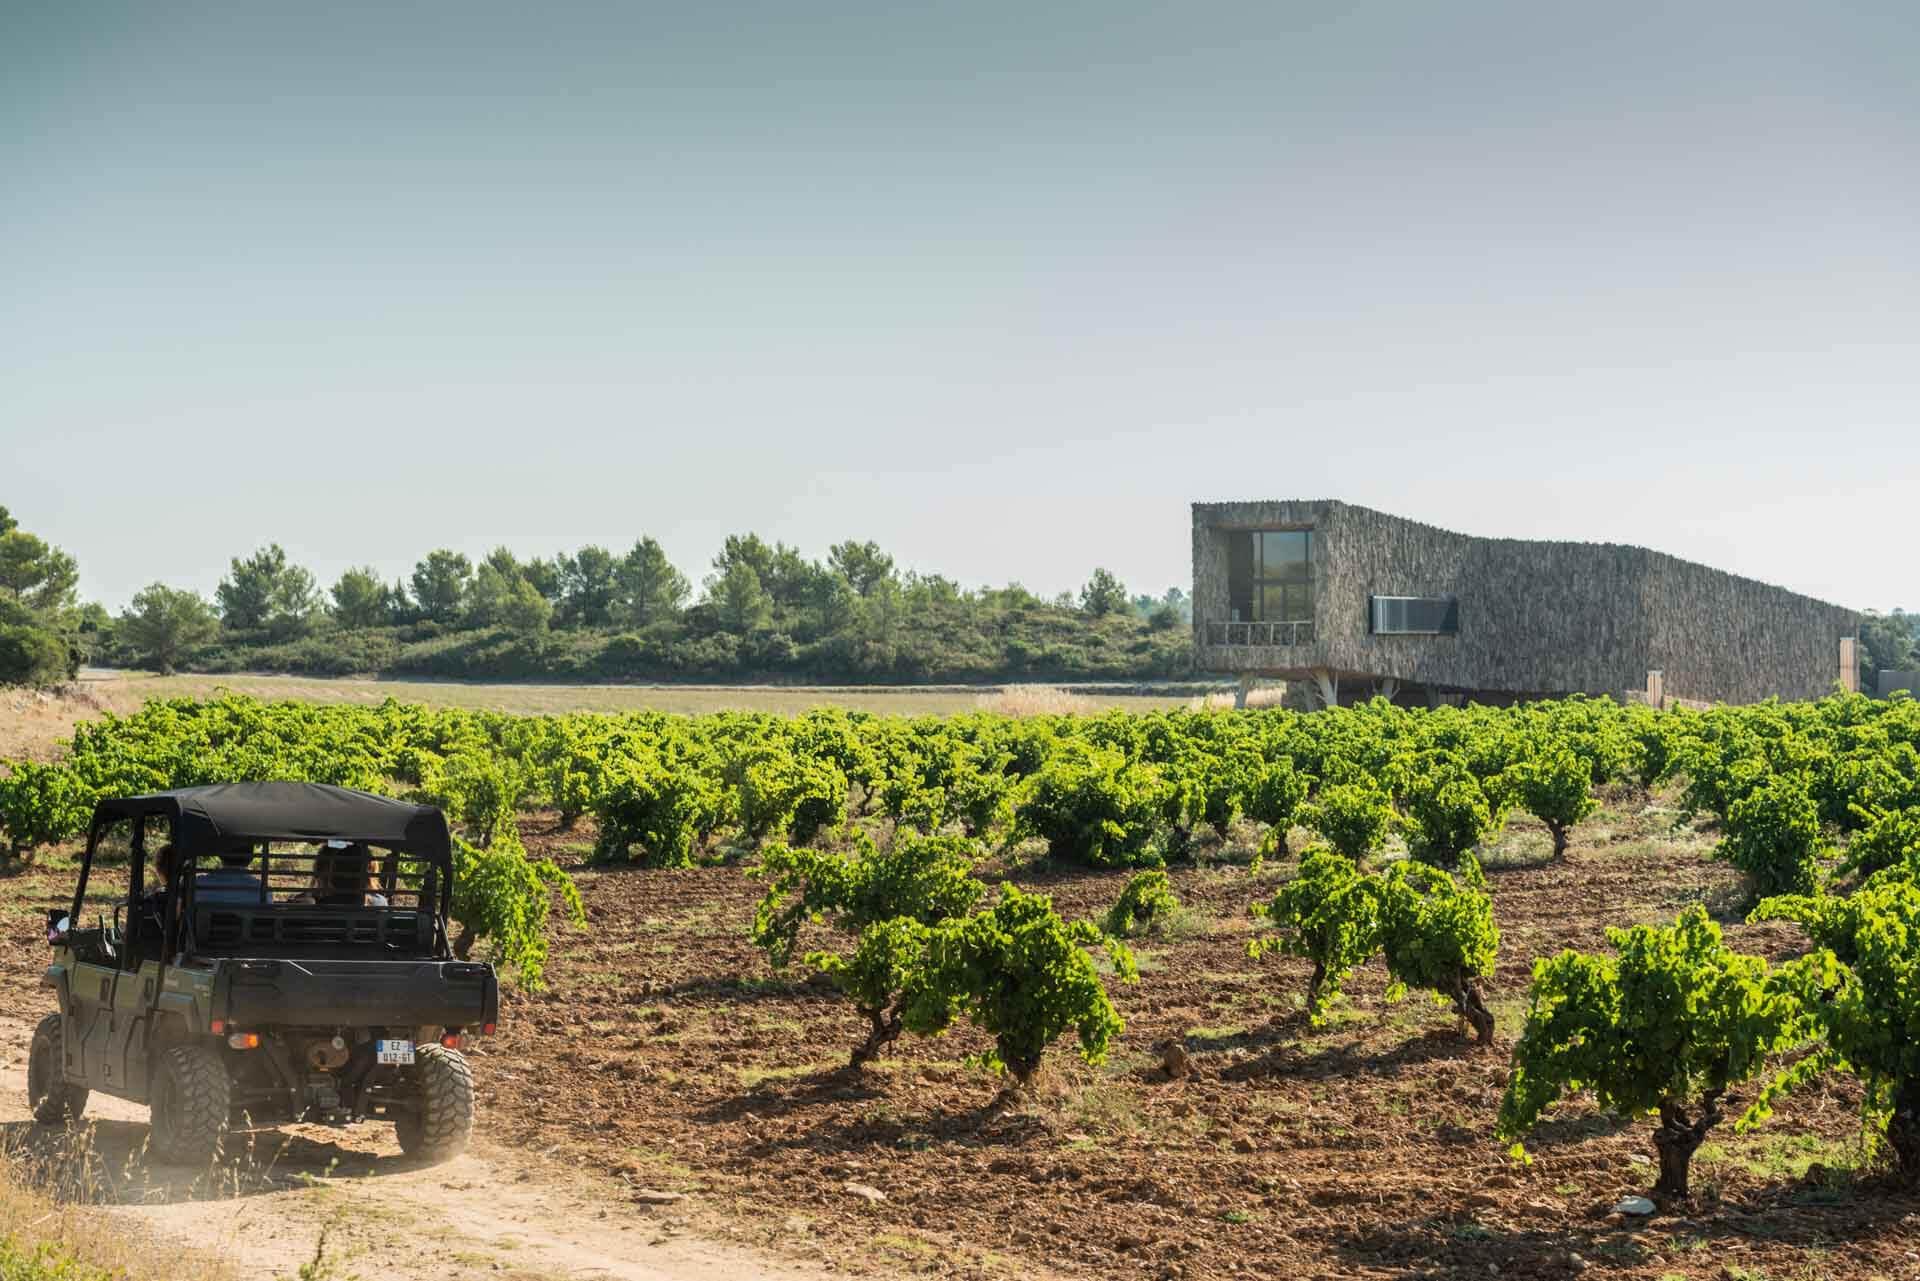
[226,1031,260,1050]
[210,1019,226,1035]
[481,1022,496,1036]
[440,1032,467,1050]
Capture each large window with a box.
[1370,595,1458,635]
[1227,530,1311,623]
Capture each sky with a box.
[3,1,1916,612]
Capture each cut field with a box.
[36,672,1198,727]
[4,792,1911,1281]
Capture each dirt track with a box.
[0,1014,830,1281]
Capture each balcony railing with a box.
[1204,620,1315,647]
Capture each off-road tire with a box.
[28,1013,88,1124]
[149,1044,231,1165]
[395,1044,474,1164]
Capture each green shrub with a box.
[1301,781,1395,863]
[810,918,935,1068]
[1751,877,1920,1183]
[590,753,728,867]
[0,623,73,687]
[946,751,1016,838]
[1242,755,1310,852]
[876,761,947,835]
[449,829,585,989]
[1810,750,1910,833]
[416,748,523,847]
[1498,906,1819,1197]
[905,884,1136,1087]
[0,760,91,861]
[1624,705,1681,790]
[1717,773,1823,899]
[1840,805,1920,879]
[532,724,604,829]
[1153,753,1207,861]
[1196,744,1259,841]
[724,745,848,846]
[1507,745,1597,858]
[1248,847,1381,1022]
[1101,868,1181,938]
[1375,856,1499,1045]
[750,832,985,968]
[1401,761,1501,869]
[1012,741,1166,867]
[751,831,985,1065]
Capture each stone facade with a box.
[1193,500,1859,705]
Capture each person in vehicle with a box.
[136,842,179,954]
[142,843,177,913]
[291,841,389,907]
[195,844,267,904]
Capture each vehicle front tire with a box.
[28,1013,88,1124]
[149,1044,231,1165]
[394,1044,473,1164]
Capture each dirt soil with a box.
[0,1011,838,1280]
[5,794,1919,1280]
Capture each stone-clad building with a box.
[1192,500,1859,707]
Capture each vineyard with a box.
[5,690,1920,1278]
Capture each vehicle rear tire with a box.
[149,1044,231,1165]
[394,1044,473,1164]
[28,1013,88,1124]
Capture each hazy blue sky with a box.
[4,2,1915,611]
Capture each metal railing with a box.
[1203,620,1315,647]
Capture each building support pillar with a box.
[1233,675,1256,710]
[1375,676,1399,704]
[1310,668,1339,710]
[1841,638,1859,694]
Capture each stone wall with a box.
[1193,500,1858,704]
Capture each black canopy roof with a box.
[95,782,450,861]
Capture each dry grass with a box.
[1189,683,1292,711]
[0,1147,239,1281]
[970,684,1101,716]
[0,684,130,763]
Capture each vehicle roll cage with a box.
[71,784,455,966]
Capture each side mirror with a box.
[46,911,70,946]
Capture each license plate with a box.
[375,1039,415,1065]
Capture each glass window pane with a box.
[1259,584,1286,621]
[1227,533,1254,622]
[1261,531,1307,568]
[1254,532,1309,584]
[93,817,136,867]
[1288,584,1313,621]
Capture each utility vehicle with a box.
[27,782,498,1165]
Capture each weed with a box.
[296,1220,359,1281]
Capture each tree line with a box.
[0,505,95,686]
[53,525,1194,685]
[1862,609,1920,686]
